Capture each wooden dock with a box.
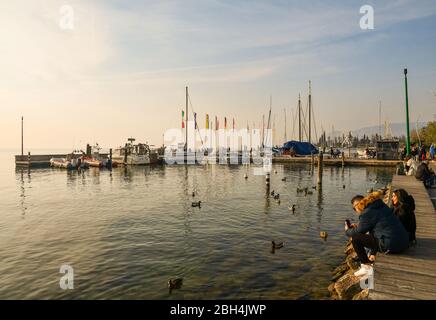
[370,175,436,300]
[15,154,68,167]
[273,155,401,167]
[15,154,109,167]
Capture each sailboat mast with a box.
[308,81,312,144]
[284,108,287,142]
[298,94,302,142]
[185,86,188,149]
[379,100,382,139]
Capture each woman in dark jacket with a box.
[392,189,417,243]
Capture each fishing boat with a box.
[112,138,151,165]
[50,158,74,170]
[83,144,106,168]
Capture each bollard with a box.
[109,148,113,170]
[317,151,323,185]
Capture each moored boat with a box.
[112,138,151,165]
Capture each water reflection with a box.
[4,161,396,300]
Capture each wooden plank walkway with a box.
[273,156,401,167]
[370,175,436,300]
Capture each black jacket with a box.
[416,163,432,181]
[346,199,409,253]
[394,203,417,242]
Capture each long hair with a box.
[393,188,414,210]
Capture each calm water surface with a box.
[0,149,394,299]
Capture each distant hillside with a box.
[327,122,427,138]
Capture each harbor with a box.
[2,1,436,306]
[0,148,398,299]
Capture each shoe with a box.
[354,264,373,277]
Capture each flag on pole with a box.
[206,114,209,129]
[224,117,227,129]
[182,110,185,129]
[194,112,197,129]
[232,118,235,130]
[215,116,218,130]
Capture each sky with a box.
[1,0,436,150]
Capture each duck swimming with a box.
[273,194,280,200]
[191,201,201,208]
[281,177,287,182]
[271,190,275,196]
[168,278,183,290]
[271,241,284,249]
[320,231,328,239]
[288,204,296,213]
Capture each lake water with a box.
[0,149,394,299]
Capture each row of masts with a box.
[183,81,315,150]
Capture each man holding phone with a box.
[346,192,409,277]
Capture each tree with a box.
[420,121,436,145]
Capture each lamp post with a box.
[404,68,411,156]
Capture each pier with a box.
[15,153,109,168]
[273,155,401,167]
[370,175,436,300]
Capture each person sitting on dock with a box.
[405,156,418,176]
[392,189,417,244]
[345,192,409,277]
[415,161,436,188]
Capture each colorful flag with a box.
[206,114,209,129]
[182,110,185,129]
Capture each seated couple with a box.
[346,190,415,277]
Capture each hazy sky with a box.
[1,0,436,150]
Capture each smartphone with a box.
[345,219,351,228]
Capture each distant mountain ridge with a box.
[327,122,427,138]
